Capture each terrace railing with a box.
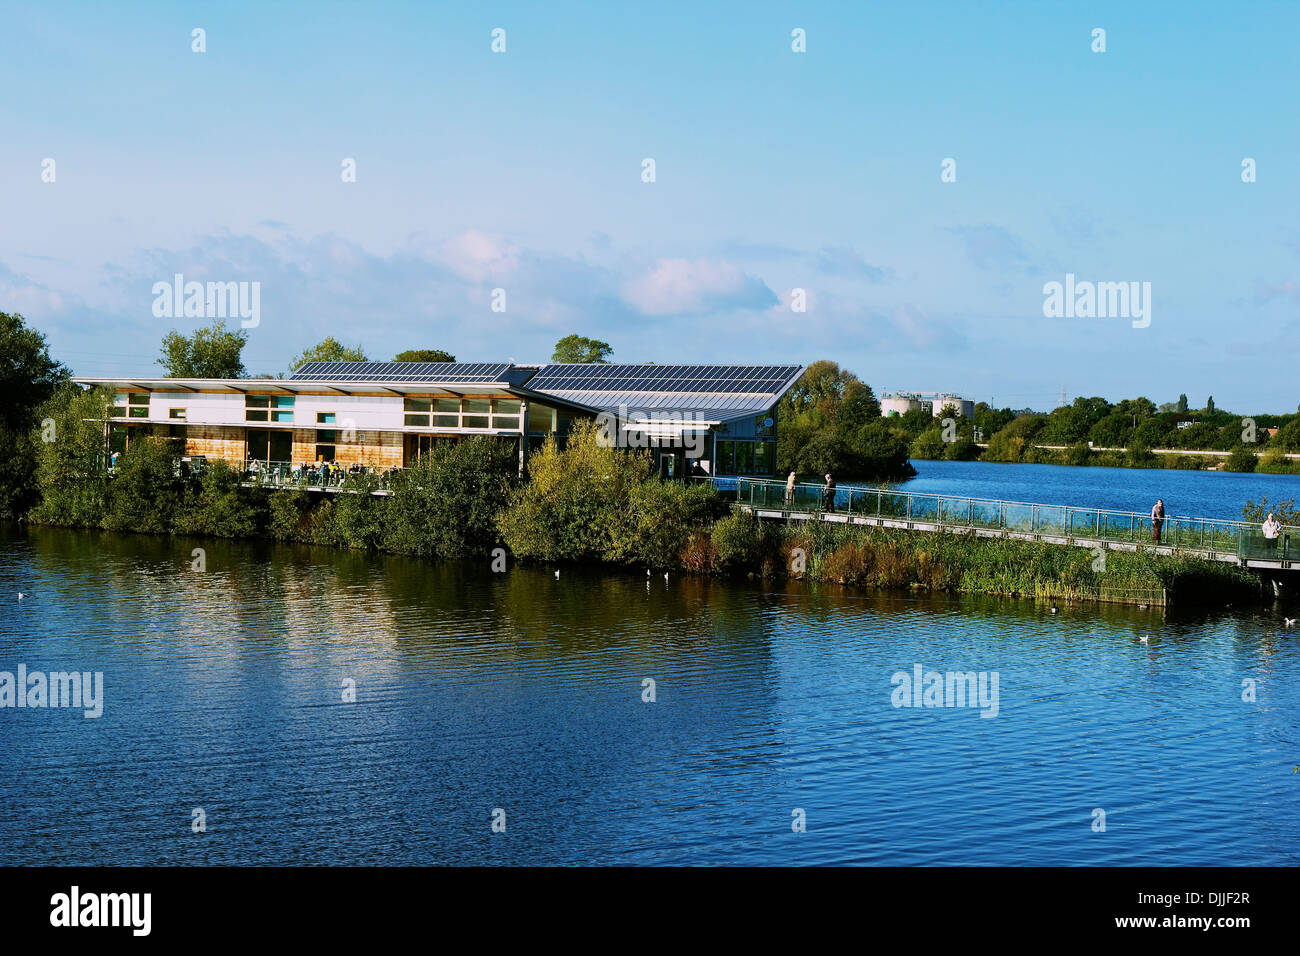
[703,475,1296,562]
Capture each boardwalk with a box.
[710,476,1299,572]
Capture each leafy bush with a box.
[910,429,945,460]
[853,421,917,476]
[497,420,650,562]
[174,460,267,538]
[324,473,390,549]
[103,437,182,534]
[385,437,518,558]
[26,385,114,527]
[266,489,319,542]
[1223,446,1258,473]
[607,479,723,569]
[710,509,771,569]
[1064,442,1092,466]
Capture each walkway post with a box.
[518,399,529,477]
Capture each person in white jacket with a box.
[1263,513,1281,540]
[785,471,797,506]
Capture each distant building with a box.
[880,391,974,419]
[880,393,922,417]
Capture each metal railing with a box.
[708,475,1296,561]
[159,458,405,491]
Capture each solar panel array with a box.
[291,361,515,383]
[525,364,802,395]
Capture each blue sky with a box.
[2,1,1298,411]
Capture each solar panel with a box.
[290,361,515,383]
[526,364,801,396]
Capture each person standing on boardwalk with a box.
[823,473,837,512]
[785,471,797,507]
[1263,512,1281,552]
[1151,498,1165,544]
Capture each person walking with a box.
[785,471,797,507]
[1151,498,1165,545]
[823,473,837,512]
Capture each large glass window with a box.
[113,393,150,419]
[717,441,735,475]
[492,398,521,430]
[755,440,773,475]
[246,394,294,423]
[735,441,755,475]
[403,397,431,426]
[247,429,292,462]
[527,403,556,433]
[462,398,490,429]
[434,398,459,427]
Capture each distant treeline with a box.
[901,395,1300,474]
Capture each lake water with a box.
[906,459,1300,522]
[2,508,1297,866]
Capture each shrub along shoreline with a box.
[22,414,1262,608]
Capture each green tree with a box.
[853,421,916,476]
[0,312,69,518]
[1206,395,1215,414]
[290,336,367,372]
[910,429,946,460]
[1243,496,1300,525]
[384,438,518,559]
[103,436,182,534]
[27,385,114,527]
[551,335,613,364]
[1224,446,1257,473]
[497,420,647,562]
[159,319,248,378]
[393,349,456,363]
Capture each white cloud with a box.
[620,258,777,316]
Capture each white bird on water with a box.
[1285,618,1296,628]
[554,570,560,580]
[1140,634,1150,644]
[663,572,669,582]
[16,592,24,601]
[1049,606,1058,614]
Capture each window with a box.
[462,398,490,429]
[403,397,431,427]
[315,444,336,462]
[527,403,556,433]
[735,441,755,475]
[246,394,293,423]
[317,412,336,424]
[492,398,521,430]
[755,440,773,475]
[717,441,735,475]
[113,393,150,419]
[433,398,459,427]
[169,408,186,420]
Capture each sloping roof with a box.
[74,361,805,422]
[290,361,531,385]
[524,364,803,421]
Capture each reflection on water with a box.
[1,525,1297,865]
